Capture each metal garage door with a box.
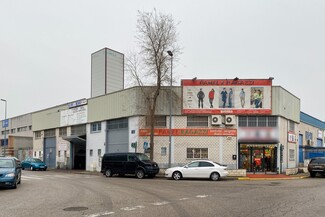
[44,137,56,169]
[107,118,128,153]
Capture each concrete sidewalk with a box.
[50,169,310,180]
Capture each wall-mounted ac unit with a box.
[211,115,222,125]
[225,115,236,125]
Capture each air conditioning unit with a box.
[225,115,236,125]
[211,115,222,125]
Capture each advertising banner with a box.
[139,128,237,136]
[182,79,272,115]
[60,105,88,126]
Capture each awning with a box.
[62,135,86,144]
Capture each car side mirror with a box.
[184,165,188,168]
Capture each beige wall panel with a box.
[299,122,321,146]
[32,105,67,131]
[272,86,300,122]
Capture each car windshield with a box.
[310,158,325,164]
[0,159,14,168]
[31,158,43,163]
[135,153,150,161]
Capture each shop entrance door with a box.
[239,144,277,173]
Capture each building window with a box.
[187,116,208,127]
[39,151,42,158]
[146,116,167,127]
[91,122,102,133]
[44,129,56,138]
[238,116,247,127]
[90,149,93,157]
[187,148,208,159]
[239,116,278,128]
[98,149,101,156]
[268,116,278,127]
[248,116,257,127]
[59,127,67,137]
[107,118,128,129]
[289,149,295,161]
[161,147,167,156]
[258,116,267,127]
[35,131,41,139]
[11,129,16,134]
[29,126,32,131]
[34,151,36,157]
[58,151,61,157]
[64,150,67,158]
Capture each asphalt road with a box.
[1,170,325,217]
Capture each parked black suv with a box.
[308,157,325,177]
[101,153,160,179]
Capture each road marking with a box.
[84,211,115,217]
[196,195,208,198]
[120,205,145,211]
[179,198,189,201]
[21,176,43,180]
[151,201,170,206]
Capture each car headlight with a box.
[5,173,15,177]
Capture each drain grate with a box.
[63,207,88,212]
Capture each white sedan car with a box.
[165,160,228,181]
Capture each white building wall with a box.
[86,121,106,172]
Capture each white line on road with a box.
[84,211,115,217]
[151,201,170,206]
[120,205,145,211]
[179,198,189,201]
[196,195,208,198]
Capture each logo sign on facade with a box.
[2,119,8,128]
[60,105,88,126]
[68,99,87,108]
[288,132,296,143]
[318,130,322,139]
[181,79,272,115]
[238,127,279,143]
[143,142,149,149]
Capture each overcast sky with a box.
[1,0,324,121]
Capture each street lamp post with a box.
[1,99,7,156]
[167,51,173,168]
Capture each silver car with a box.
[165,160,228,181]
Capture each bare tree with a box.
[125,9,180,160]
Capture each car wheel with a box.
[22,167,25,170]
[105,169,113,177]
[12,181,17,189]
[30,166,34,171]
[310,172,316,177]
[210,172,220,181]
[18,175,21,184]
[43,168,47,171]
[172,171,182,180]
[136,169,145,179]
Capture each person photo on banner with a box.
[208,88,215,108]
[228,88,233,108]
[239,88,245,108]
[255,89,263,108]
[220,87,227,108]
[197,88,205,108]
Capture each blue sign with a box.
[143,142,149,150]
[2,119,8,128]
